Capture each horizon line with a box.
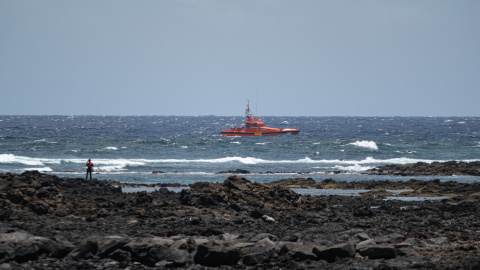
[0,114,478,118]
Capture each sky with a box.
[1,1,479,117]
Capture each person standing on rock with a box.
[86,159,94,180]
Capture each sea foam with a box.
[334,164,374,172]
[0,154,44,166]
[349,140,379,150]
[0,154,455,168]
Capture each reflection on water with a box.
[120,186,450,202]
[119,186,188,193]
[384,196,449,201]
[292,188,448,201]
[291,188,369,196]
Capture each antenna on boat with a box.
[256,89,258,117]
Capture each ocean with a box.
[1,115,479,185]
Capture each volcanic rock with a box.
[313,242,356,262]
[1,171,480,268]
[368,161,480,176]
[215,169,251,174]
[358,245,397,259]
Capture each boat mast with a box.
[245,99,260,122]
[246,100,252,121]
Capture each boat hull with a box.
[220,128,300,137]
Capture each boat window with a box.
[252,123,258,127]
[246,124,250,128]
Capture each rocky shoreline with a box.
[1,170,480,269]
[214,161,480,176]
[367,161,480,176]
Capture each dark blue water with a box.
[1,116,479,184]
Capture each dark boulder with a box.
[241,237,277,265]
[97,236,128,258]
[194,243,245,266]
[216,169,251,174]
[374,233,405,244]
[0,243,14,263]
[14,242,39,263]
[51,240,75,258]
[241,246,277,266]
[68,238,98,260]
[269,177,316,188]
[124,242,153,265]
[276,242,318,262]
[109,249,131,263]
[135,191,153,205]
[313,243,356,263]
[358,245,397,259]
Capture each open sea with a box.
[1,115,480,185]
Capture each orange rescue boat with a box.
[221,102,300,137]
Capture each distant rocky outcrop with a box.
[215,169,251,174]
[368,161,480,176]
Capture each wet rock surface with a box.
[269,177,480,200]
[368,161,480,176]
[1,171,480,269]
[215,169,251,174]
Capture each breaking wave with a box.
[349,140,379,150]
[0,154,451,168]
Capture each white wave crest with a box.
[136,156,442,166]
[334,164,374,172]
[97,159,146,167]
[197,157,264,164]
[139,156,316,165]
[53,156,443,166]
[349,140,378,150]
[1,154,476,171]
[96,165,127,172]
[0,154,44,166]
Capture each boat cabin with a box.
[246,122,265,128]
